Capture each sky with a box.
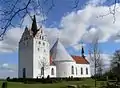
[0,0,120,78]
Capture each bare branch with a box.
[0,0,32,38]
[89,36,103,88]
[0,0,55,38]
[46,0,55,15]
[97,0,119,23]
[72,0,79,9]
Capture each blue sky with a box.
[0,0,120,78]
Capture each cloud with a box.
[72,43,85,51]
[0,14,45,53]
[87,0,107,6]
[43,3,120,50]
[0,63,18,72]
[0,63,18,78]
[87,53,112,75]
[1,3,120,52]
[43,27,60,49]
[0,28,24,53]
[87,53,112,67]
[58,3,120,44]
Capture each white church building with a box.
[18,15,91,78]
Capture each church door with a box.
[23,68,26,78]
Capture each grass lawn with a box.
[0,79,105,88]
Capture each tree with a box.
[38,58,49,78]
[0,0,55,39]
[89,36,103,88]
[97,58,104,77]
[73,0,119,23]
[111,50,120,80]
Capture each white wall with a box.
[75,64,91,78]
[54,61,91,78]
[33,38,50,78]
[55,61,76,78]
[19,28,51,78]
[49,66,56,78]
[18,39,33,78]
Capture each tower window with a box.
[38,48,40,51]
[43,42,45,46]
[71,66,74,74]
[44,49,46,52]
[39,41,41,44]
[41,67,44,75]
[24,41,28,46]
[42,36,44,40]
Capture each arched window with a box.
[43,42,45,46]
[39,41,41,44]
[42,36,44,40]
[86,68,88,75]
[81,67,83,75]
[41,67,44,75]
[51,68,54,75]
[38,48,40,51]
[71,66,74,74]
[41,30,43,33]
[44,49,46,52]
[76,67,77,75]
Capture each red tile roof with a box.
[50,55,89,65]
[72,56,89,64]
[50,56,53,65]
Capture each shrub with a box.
[7,77,89,84]
[1,81,7,88]
[6,77,10,81]
[99,82,106,88]
[80,84,91,88]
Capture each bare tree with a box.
[111,50,120,80]
[38,58,49,78]
[97,58,104,77]
[89,36,103,88]
[73,0,119,23]
[0,0,80,39]
[0,0,55,39]
[97,0,120,23]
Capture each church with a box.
[18,15,91,78]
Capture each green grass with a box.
[0,79,105,88]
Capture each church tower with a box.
[18,15,50,78]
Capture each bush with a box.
[6,77,10,81]
[102,71,117,80]
[7,77,88,84]
[91,71,117,81]
[99,82,106,88]
[80,84,91,88]
[1,81,7,88]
